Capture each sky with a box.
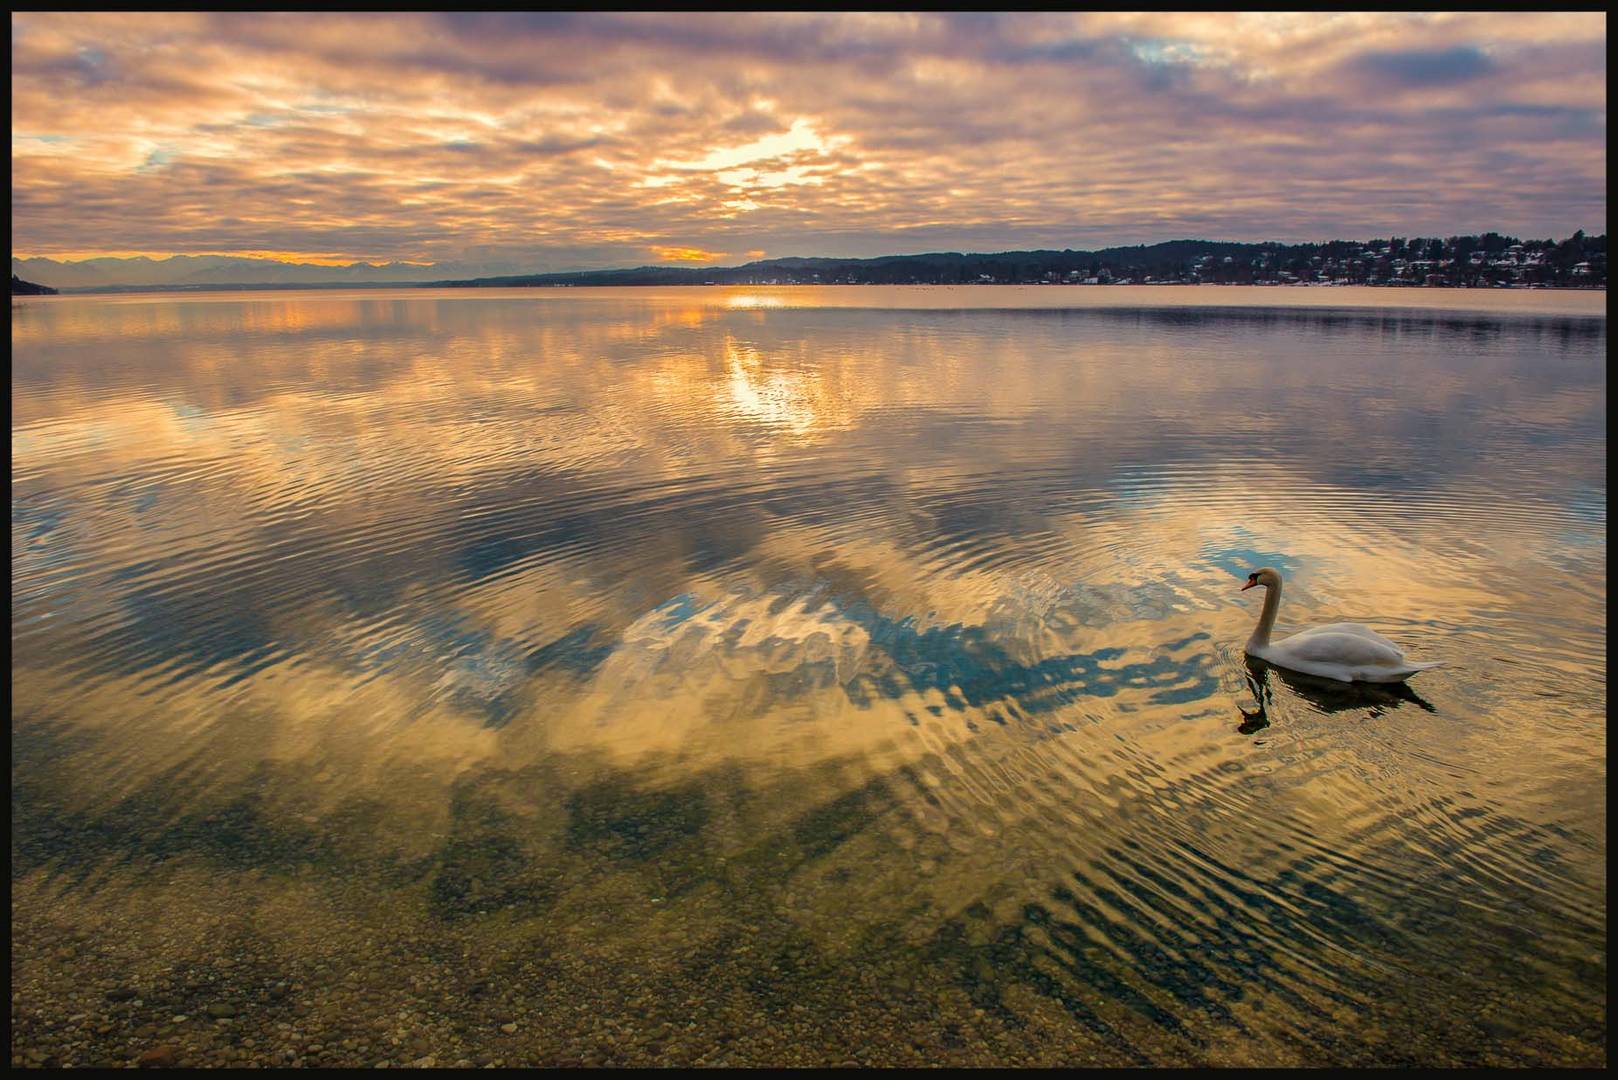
[10,11,1608,276]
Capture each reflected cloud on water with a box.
[9,288,1606,1065]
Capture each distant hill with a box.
[428,233,1605,289]
[10,274,57,295]
[427,242,1270,288]
[11,254,453,292]
[11,232,1606,293]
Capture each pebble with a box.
[135,1045,179,1068]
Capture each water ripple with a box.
[10,289,1605,1065]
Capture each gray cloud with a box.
[1353,45,1495,86]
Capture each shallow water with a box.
[11,286,1606,1066]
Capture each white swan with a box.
[1240,567,1442,683]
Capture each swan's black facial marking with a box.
[1247,572,1258,584]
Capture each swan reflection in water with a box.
[1236,655,1436,734]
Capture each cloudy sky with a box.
[10,11,1607,275]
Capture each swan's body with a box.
[1241,567,1441,683]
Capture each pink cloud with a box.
[9,12,1606,274]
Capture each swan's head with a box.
[1241,567,1282,592]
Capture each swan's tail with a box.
[1407,660,1444,672]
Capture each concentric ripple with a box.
[11,286,1606,1066]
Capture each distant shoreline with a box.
[16,232,1607,295]
[17,281,1608,299]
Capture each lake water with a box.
[11,286,1606,1066]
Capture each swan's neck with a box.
[1248,581,1281,649]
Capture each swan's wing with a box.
[1274,630,1405,668]
[1286,622,1400,652]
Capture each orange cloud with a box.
[13,249,433,267]
[7,12,1607,277]
[650,246,727,263]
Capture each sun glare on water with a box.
[725,294,785,309]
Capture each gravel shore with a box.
[10,862,1147,1069]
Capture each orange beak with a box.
[1240,580,1257,591]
